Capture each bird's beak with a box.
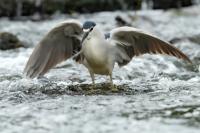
[81,29,90,44]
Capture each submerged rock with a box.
[22,82,154,96]
[0,32,24,50]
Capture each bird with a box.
[23,20,191,90]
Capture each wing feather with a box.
[24,20,83,78]
[109,26,191,66]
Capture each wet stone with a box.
[24,82,154,96]
[0,32,24,50]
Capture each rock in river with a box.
[0,32,24,50]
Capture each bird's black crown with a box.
[83,21,96,29]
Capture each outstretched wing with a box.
[23,20,83,78]
[109,26,191,66]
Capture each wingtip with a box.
[23,67,38,79]
[179,52,192,64]
[22,70,31,79]
[186,58,193,64]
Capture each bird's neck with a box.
[90,27,104,39]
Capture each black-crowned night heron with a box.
[24,20,191,89]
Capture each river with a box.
[0,5,200,133]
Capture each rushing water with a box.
[0,5,200,133]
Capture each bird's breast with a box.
[82,37,108,68]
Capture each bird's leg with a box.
[90,72,95,86]
[109,74,113,86]
[109,74,118,92]
[89,71,96,91]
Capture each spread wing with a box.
[23,20,83,78]
[109,26,191,66]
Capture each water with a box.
[0,5,200,133]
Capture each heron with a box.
[23,20,191,90]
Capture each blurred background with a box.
[0,0,199,19]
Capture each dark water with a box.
[0,6,200,133]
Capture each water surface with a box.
[0,6,200,133]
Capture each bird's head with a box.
[81,21,96,43]
[83,21,96,32]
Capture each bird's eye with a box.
[90,27,93,31]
